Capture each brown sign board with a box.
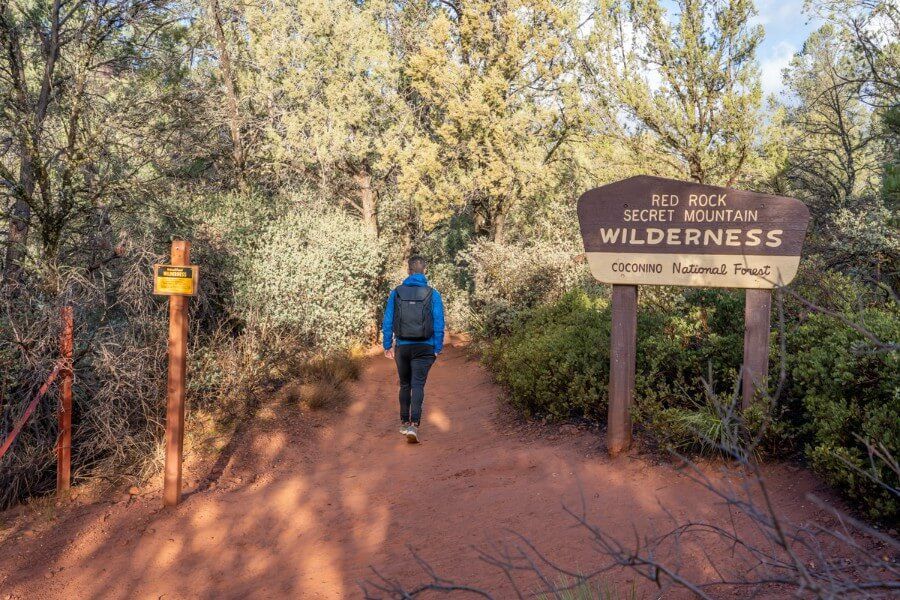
[577,176,810,288]
[153,264,199,296]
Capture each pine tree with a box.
[582,0,765,186]
[397,0,581,242]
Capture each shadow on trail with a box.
[0,342,835,599]
[188,414,255,499]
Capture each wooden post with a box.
[608,285,637,456]
[742,289,772,410]
[163,241,190,507]
[57,306,73,497]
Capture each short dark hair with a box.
[408,255,427,273]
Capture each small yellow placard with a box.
[153,264,199,296]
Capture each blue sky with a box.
[752,0,822,98]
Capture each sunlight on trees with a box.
[0,0,896,545]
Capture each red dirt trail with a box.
[0,340,840,599]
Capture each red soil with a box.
[0,340,845,598]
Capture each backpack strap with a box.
[395,285,432,301]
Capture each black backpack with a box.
[392,285,435,341]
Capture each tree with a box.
[237,0,409,238]
[806,0,899,108]
[781,25,883,210]
[206,0,246,189]
[0,0,188,284]
[397,0,582,242]
[780,5,899,286]
[581,0,765,187]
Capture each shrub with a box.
[484,291,610,420]
[487,274,899,519]
[789,306,899,520]
[0,246,170,509]
[463,238,591,337]
[637,391,791,457]
[485,287,794,458]
[0,192,380,510]
[239,205,385,350]
[485,288,751,427]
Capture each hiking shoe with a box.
[406,423,419,444]
[399,423,410,435]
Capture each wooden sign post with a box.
[608,285,637,454]
[57,306,73,497]
[742,289,772,410]
[577,176,809,456]
[154,241,199,507]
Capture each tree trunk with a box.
[491,208,507,244]
[473,210,489,238]
[687,153,705,184]
[209,0,246,189]
[3,199,30,286]
[1,0,61,285]
[3,148,35,287]
[355,169,378,238]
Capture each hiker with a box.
[382,256,445,443]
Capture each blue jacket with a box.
[382,273,445,353]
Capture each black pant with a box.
[395,344,436,424]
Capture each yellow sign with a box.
[153,264,199,296]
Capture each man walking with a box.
[382,256,445,443]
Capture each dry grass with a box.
[303,349,365,384]
[280,348,365,411]
[299,382,339,410]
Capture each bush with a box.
[789,306,899,520]
[0,245,170,509]
[463,238,590,337]
[484,291,610,420]
[485,287,794,458]
[239,205,385,350]
[487,274,899,520]
[0,192,381,510]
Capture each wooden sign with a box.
[153,264,199,296]
[576,176,811,457]
[577,176,810,289]
[161,242,192,507]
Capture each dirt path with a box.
[0,340,839,599]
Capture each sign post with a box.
[57,306,73,496]
[154,241,198,507]
[742,289,772,410]
[608,285,637,455]
[577,176,809,455]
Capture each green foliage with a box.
[397,0,583,240]
[239,203,385,350]
[789,305,899,519]
[464,239,591,337]
[486,277,899,519]
[637,390,790,457]
[238,0,407,193]
[484,291,610,420]
[485,287,756,429]
[781,24,883,209]
[583,0,766,185]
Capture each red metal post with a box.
[57,306,73,496]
